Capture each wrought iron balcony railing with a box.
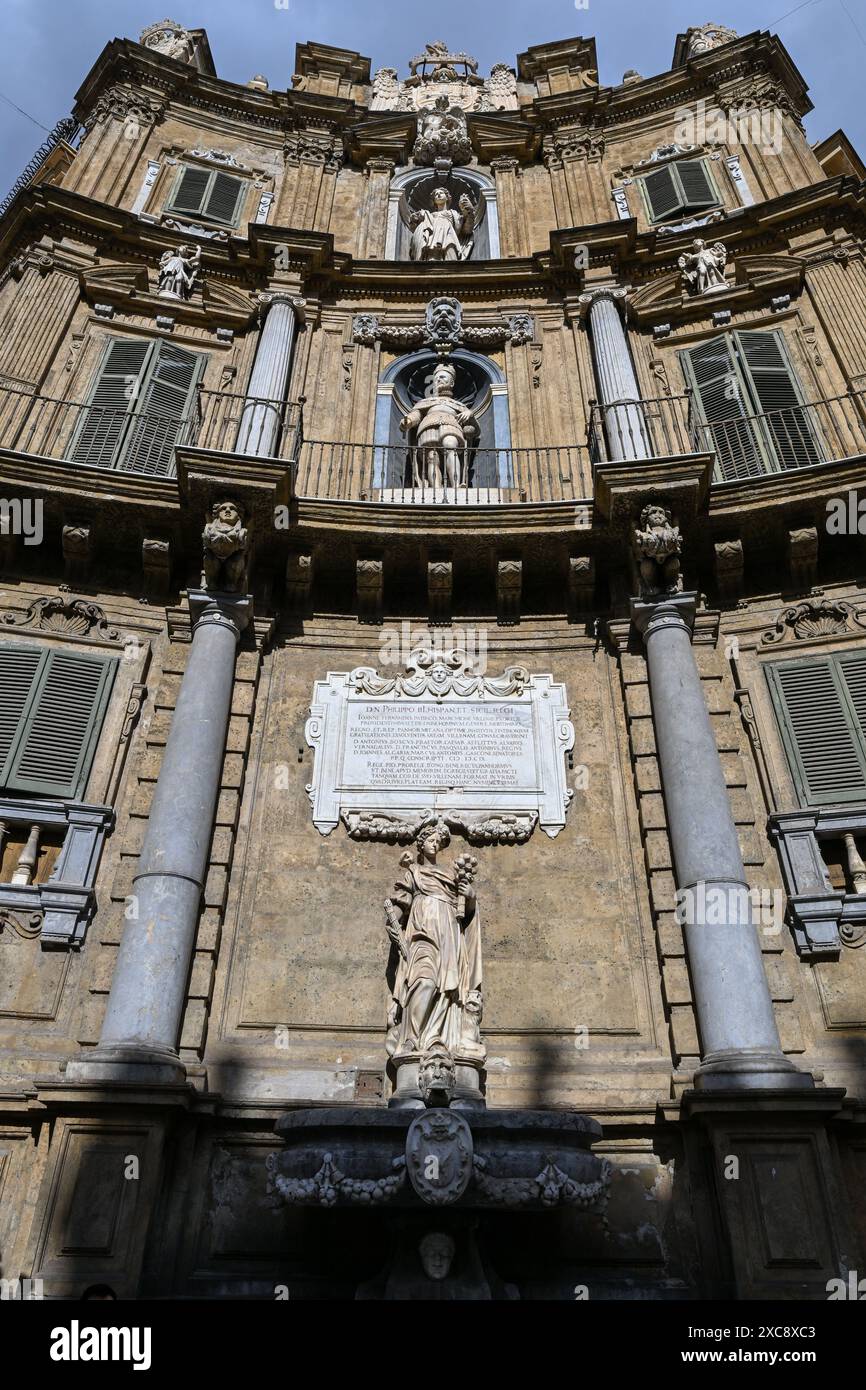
[294,440,587,503]
[0,382,302,478]
[2,378,866,500]
[589,388,866,480]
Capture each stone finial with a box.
[634,504,683,597]
[788,526,819,592]
[139,19,197,64]
[202,500,249,594]
[157,243,200,301]
[679,238,728,296]
[684,22,739,60]
[247,74,269,91]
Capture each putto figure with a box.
[400,361,479,489]
[384,821,484,1072]
[202,499,249,593]
[634,503,683,596]
[408,186,477,262]
[678,238,727,296]
[158,243,201,300]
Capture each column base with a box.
[65,1044,187,1087]
[694,1047,814,1091]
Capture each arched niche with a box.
[372,348,512,492]
[385,168,500,262]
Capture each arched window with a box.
[372,348,511,493]
[386,168,500,262]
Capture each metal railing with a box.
[0,382,303,476]
[294,439,587,503]
[589,389,866,480]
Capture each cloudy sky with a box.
[1,0,864,193]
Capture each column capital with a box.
[630,590,697,642]
[257,291,306,324]
[188,589,252,640]
[577,285,628,320]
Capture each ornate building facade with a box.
[0,17,865,1300]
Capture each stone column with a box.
[235,293,303,457]
[580,288,652,462]
[632,592,811,1089]
[358,157,395,259]
[68,590,251,1085]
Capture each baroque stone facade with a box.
[0,15,865,1305]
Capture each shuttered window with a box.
[165,166,246,226]
[68,337,205,477]
[639,158,718,223]
[766,652,866,807]
[680,329,823,480]
[0,645,116,799]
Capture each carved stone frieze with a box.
[352,296,531,351]
[2,596,122,642]
[761,598,865,645]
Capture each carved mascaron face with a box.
[213,502,241,531]
[419,1233,456,1281]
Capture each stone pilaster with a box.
[580,288,652,462]
[67,590,251,1085]
[632,592,811,1090]
[235,294,304,457]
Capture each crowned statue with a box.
[408,186,477,263]
[399,361,479,489]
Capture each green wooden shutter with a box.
[168,166,211,216]
[203,172,244,224]
[734,330,823,470]
[767,656,866,806]
[679,336,767,479]
[674,159,717,212]
[4,648,117,799]
[0,646,44,785]
[119,342,204,478]
[642,166,681,221]
[68,337,153,470]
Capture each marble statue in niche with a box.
[407,186,477,263]
[678,238,728,295]
[384,820,484,1069]
[399,360,479,488]
[202,499,249,593]
[157,243,201,300]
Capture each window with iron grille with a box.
[0,644,117,800]
[67,336,206,478]
[679,329,823,480]
[164,165,247,226]
[637,158,719,223]
[766,651,866,807]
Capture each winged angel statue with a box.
[678,238,728,295]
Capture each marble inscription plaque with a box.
[305,649,574,840]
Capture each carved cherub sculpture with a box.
[634,503,683,596]
[202,499,249,593]
[678,238,727,296]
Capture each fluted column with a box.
[68,591,251,1085]
[632,592,811,1090]
[235,293,304,457]
[580,288,651,461]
